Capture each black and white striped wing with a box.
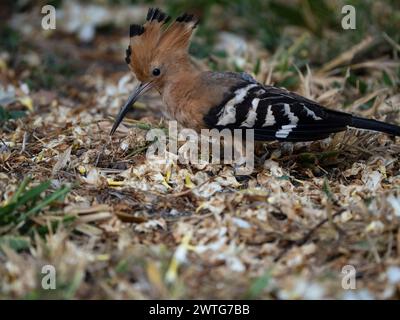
[204,83,352,142]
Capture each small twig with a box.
[299,209,346,246]
[95,145,106,167]
[32,134,58,154]
[167,176,216,198]
[317,36,375,75]
[383,32,400,53]
[20,131,28,153]
[124,143,152,159]
[274,209,346,262]
[385,231,393,260]
[366,233,381,264]
[347,144,375,157]
[0,164,10,172]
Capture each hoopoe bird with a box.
[110,7,400,143]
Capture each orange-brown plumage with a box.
[111,7,400,140]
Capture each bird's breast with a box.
[162,86,210,131]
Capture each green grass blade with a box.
[10,176,31,203]
[0,235,31,251]
[1,180,52,224]
[17,181,52,206]
[17,185,71,224]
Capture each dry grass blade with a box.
[317,36,375,75]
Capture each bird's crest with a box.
[126,8,198,81]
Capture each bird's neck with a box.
[155,57,206,127]
[162,56,200,88]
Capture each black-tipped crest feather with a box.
[125,45,131,64]
[129,24,144,37]
[146,7,169,23]
[164,15,171,24]
[176,12,197,26]
[146,7,154,21]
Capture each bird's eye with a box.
[152,68,161,76]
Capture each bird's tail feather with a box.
[351,116,400,136]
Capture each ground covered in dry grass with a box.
[1,1,400,299]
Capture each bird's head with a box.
[110,8,198,135]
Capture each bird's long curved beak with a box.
[110,82,153,135]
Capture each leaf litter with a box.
[0,2,400,299]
